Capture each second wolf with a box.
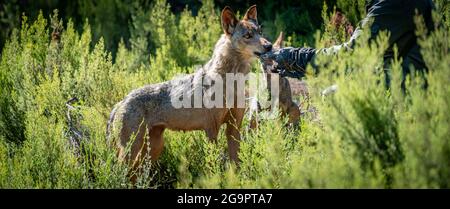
[249,32,305,130]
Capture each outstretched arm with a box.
[264,0,435,78]
[263,23,363,78]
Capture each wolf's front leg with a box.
[226,108,245,163]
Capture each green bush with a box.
[0,0,448,188]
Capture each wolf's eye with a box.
[244,33,252,39]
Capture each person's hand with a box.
[262,47,296,70]
[261,47,316,78]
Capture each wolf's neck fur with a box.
[204,34,252,75]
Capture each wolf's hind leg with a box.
[129,122,148,167]
[147,125,165,161]
[116,114,147,166]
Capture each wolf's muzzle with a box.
[263,44,273,52]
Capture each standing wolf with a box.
[107,5,272,170]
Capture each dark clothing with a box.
[270,0,435,84]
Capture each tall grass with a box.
[0,0,449,188]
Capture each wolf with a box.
[248,32,305,130]
[107,5,272,170]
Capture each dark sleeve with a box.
[284,22,363,73]
[285,47,317,71]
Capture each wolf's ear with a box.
[273,32,284,49]
[243,5,257,23]
[221,6,238,35]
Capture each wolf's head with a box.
[221,5,272,60]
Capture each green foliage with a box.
[335,0,366,25]
[0,0,449,188]
[319,3,346,47]
[434,0,450,27]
